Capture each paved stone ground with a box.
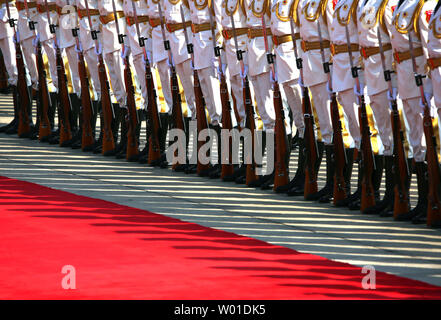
[1,93,441,288]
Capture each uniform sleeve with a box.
[418,1,434,61]
[383,0,397,38]
[325,0,333,34]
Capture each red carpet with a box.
[0,175,440,300]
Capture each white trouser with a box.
[104,50,126,107]
[229,74,246,128]
[283,78,304,138]
[250,72,275,131]
[21,37,38,89]
[369,90,393,156]
[198,66,222,126]
[156,59,172,114]
[83,47,100,99]
[337,88,362,150]
[309,82,332,145]
[64,45,80,95]
[402,97,426,162]
[175,59,195,119]
[132,53,147,109]
[41,39,57,90]
[0,36,18,86]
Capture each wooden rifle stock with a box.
[273,81,289,190]
[35,40,51,139]
[124,55,139,160]
[193,69,210,174]
[302,86,318,197]
[390,99,410,217]
[55,46,72,144]
[77,49,94,149]
[170,66,186,169]
[145,58,161,164]
[97,55,116,154]
[219,72,234,178]
[422,104,441,227]
[330,93,347,203]
[15,40,31,137]
[359,95,376,211]
[243,76,258,185]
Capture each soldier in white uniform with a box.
[297,0,333,201]
[56,0,82,147]
[388,0,436,221]
[357,0,399,215]
[160,0,197,170]
[414,0,441,223]
[219,0,252,182]
[123,0,152,163]
[146,0,175,166]
[318,0,363,205]
[187,0,224,177]
[75,0,102,151]
[244,0,277,187]
[98,0,127,156]
[271,0,307,195]
[0,0,19,134]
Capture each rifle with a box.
[343,23,376,211]
[158,2,186,170]
[179,4,210,174]
[208,7,234,178]
[377,27,410,217]
[131,1,161,164]
[84,0,115,155]
[290,17,318,197]
[68,0,94,149]
[261,15,289,190]
[24,0,52,140]
[111,0,139,160]
[317,20,347,203]
[228,11,258,185]
[5,0,32,137]
[44,0,73,145]
[408,32,441,227]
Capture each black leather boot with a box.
[4,85,20,135]
[336,150,362,207]
[396,161,428,221]
[82,100,99,151]
[152,113,171,167]
[348,154,384,210]
[116,107,129,159]
[306,144,334,202]
[277,137,305,193]
[288,140,324,196]
[364,155,394,214]
[261,132,292,190]
[60,93,80,147]
[208,124,222,178]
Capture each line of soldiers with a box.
[1,0,441,228]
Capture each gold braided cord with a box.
[250,0,269,17]
[290,0,301,25]
[394,0,423,35]
[193,0,209,11]
[429,13,441,38]
[337,0,359,26]
[303,0,329,24]
[378,0,389,34]
[224,0,239,15]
